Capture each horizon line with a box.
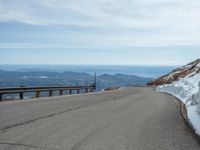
[0,64,179,67]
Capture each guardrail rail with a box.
[0,84,96,101]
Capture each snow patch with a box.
[157,73,200,136]
[197,62,200,67]
[187,105,200,135]
[21,76,48,79]
[39,76,48,79]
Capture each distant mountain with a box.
[0,70,152,91]
[98,73,151,90]
[147,59,200,85]
[0,65,176,78]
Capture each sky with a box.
[0,0,200,66]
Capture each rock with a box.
[147,59,200,85]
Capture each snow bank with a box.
[157,73,200,136]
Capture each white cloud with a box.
[0,0,200,47]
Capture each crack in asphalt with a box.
[0,142,59,150]
[0,95,126,132]
[0,106,84,132]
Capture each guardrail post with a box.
[77,89,80,94]
[0,93,2,101]
[20,92,24,100]
[59,90,63,96]
[94,73,97,91]
[36,90,40,98]
[69,89,72,95]
[49,90,53,97]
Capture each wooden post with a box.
[69,89,72,95]
[36,90,40,98]
[49,90,53,97]
[59,90,63,96]
[0,93,2,101]
[20,92,23,100]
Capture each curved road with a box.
[0,87,199,150]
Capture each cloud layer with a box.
[0,0,200,48]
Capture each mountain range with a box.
[0,70,152,91]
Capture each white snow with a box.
[21,76,48,79]
[21,76,28,79]
[157,73,200,136]
[39,76,48,79]
[197,62,200,67]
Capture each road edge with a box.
[166,92,200,144]
[180,102,200,140]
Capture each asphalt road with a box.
[0,87,199,150]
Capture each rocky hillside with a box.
[147,59,200,85]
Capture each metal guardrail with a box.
[0,84,96,101]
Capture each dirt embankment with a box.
[147,59,200,85]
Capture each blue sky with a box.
[0,0,200,65]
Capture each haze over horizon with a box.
[0,0,200,66]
